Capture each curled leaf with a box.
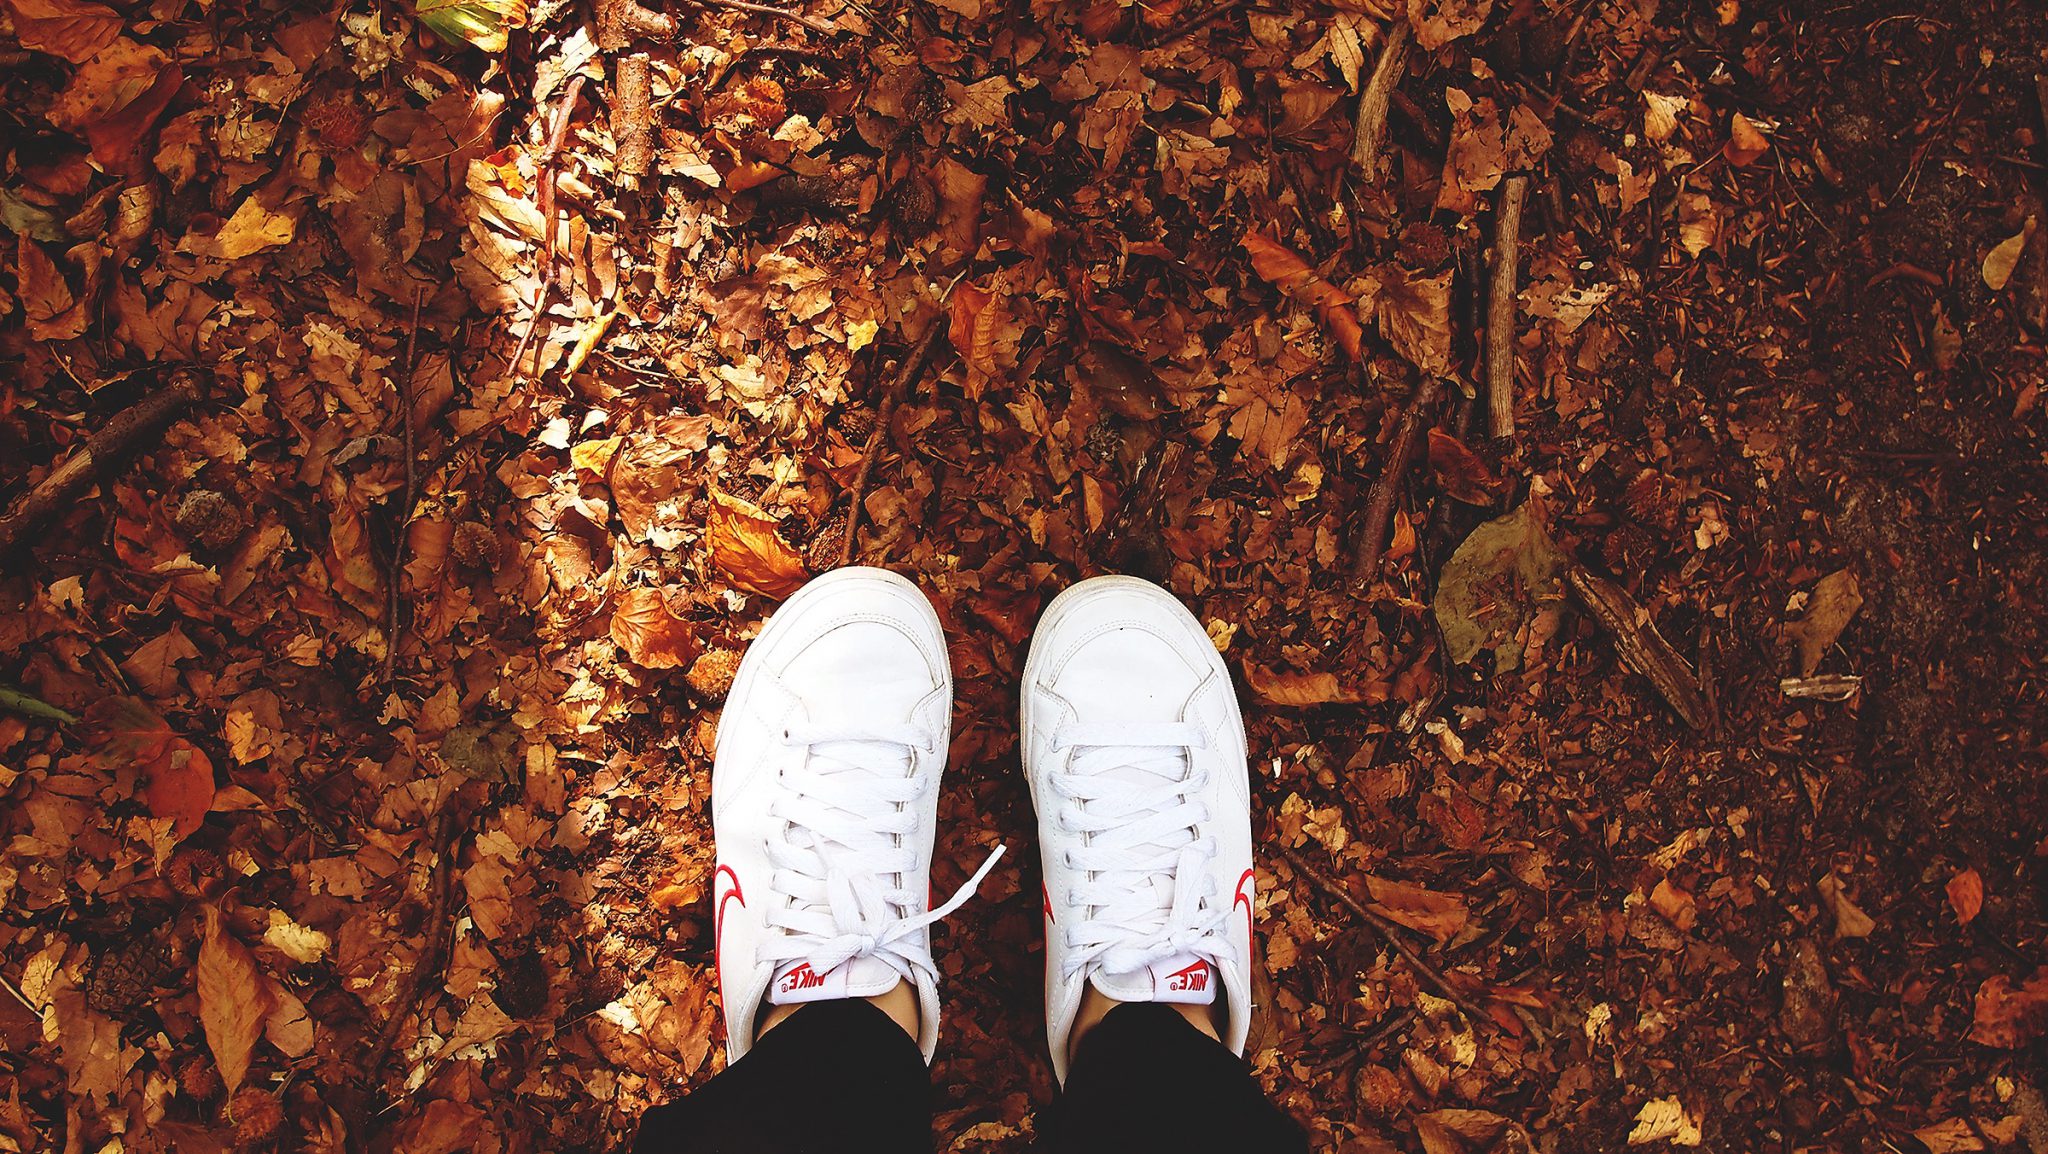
[708,490,808,599]
[610,587,703,669]
[1364,875,1469,944]
[1245,664,1386,707]
[1243,232,1363,362]
[1816,870,1875,938]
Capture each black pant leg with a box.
[632,1000,930,1154]
[1039,1003,1307,1154]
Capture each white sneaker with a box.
[1021,575,1256,1083]
[712,566,1003,1065]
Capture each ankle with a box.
[1066,985,1221,1060]
[755,980,919,1043]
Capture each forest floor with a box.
[3,0,2047,1150]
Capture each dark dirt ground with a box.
[3,0,2047,1151]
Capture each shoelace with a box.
[758,721,1004,986]
[1048,721,1232,979]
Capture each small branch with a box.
[361,805,464,1088]
[1566,566,1714,730]
[383,288,428,685]
[1350,20,1412,182]
[840,324,945,568]
[692,0,839,36]
[1351,374,1442,578]
[1277,844,1490,1024]
[1486,174,1529,440]
[0,685,77,726]
[0,368,206,558]
[597,0,678,193]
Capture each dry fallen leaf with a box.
[1243,231,1363,362]
[1724,112,1770,166]
[949,280,1006,399]
[1946,868,1984,927]
[610,586,703,670]
[1364,875,1469,944]
[1406,0,1494,50]
[1785,569,1862,677]
[199,907,275,1094]
[1,0,124,63]
[1816,870,1876,939]
[1435,498,1565,675]
[1650,877,1697,932]
[1369,265,1454,377]
[1245,663,1386,706]
[708,490,808,599]
[1628,1096,1703,1146]
[1914,1116,2024,1154]
[1982,219,2034,292]
[83,696,217,841]
[1968,966,2048,1048]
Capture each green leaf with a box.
[1433,498,1565,675]
[415,0,527,52]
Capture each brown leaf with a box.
[1969,966,2048,1048]
[948,280,1003,399]
[933,157,987,260]
[1650,877,1697,932]
[1406,0,1494,49]
[1785,569,1862,677]
[1724,112,1770,166]
[610,587,703,670]
[1364,875,1469,943]
[1947,868,1984,927]
[199,907,274,1093]
[1243,231,1363,362]
[1914,1116,2024,1153]
[1,0,123,63]
[1427,429,1503,504]
[1816,870,1875,939]
[1983,219,2034,292]
[1245,663,1387,707]
[16,236,84,340]
[1416,1109,1522,1154]
[708,490,808,599]
[82,696,216,840]
[1371,266,1453,377]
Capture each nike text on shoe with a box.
[712,566,1003,1065]
[1022,575,1256,1083]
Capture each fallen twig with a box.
[0,685,77,726]
[361,804,463,1088]
[1351,374,1442,578]
[1350,20,1412,182]
[1566,566,1714,730]
[383,289,428,685]
[0,368,207,559]
[598,0,677,194]
[693,0,839,35]
[840,323,945,568]
[1277,844,1489,1025]
[1486,174,1529,440]
[506,75,589,381]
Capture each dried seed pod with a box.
[175,489,246,549]
[451,521,498,570]
[685,649,741,701]
[229,1087,284,1144]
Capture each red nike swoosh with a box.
[1232,868,1256,947]
[715,864,745,969]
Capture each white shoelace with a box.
[1048,721,1232,979]
[758,721,1003,986]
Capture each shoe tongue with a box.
[1090,952,1218,1006]
[766,956,903,1005]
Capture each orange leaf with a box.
[1724,112,1770,167]
[708,490,808,599]
[948,281,1002,400]
[1427,428,1503,504]
[1947,868,1984,926]
[82,696,216,840]
[1372,265,1453,377]
[16,236,80,337]
[1969,967,2048,1048]
[610,587,702,669]
[1244,663,1386,707]
[1,0,122,64]
[199,907,275,1093]
[1243,232,1363,362]
[1364,875,1470,944]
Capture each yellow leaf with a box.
[1983,219,2034,291]
[1628,1096,1703,1146]
[183,194,302,260]
[416,0,527,52]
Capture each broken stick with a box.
[0,368,207,559]
[1350,20,1412,181]
[1566,566,1714,731]
[1352,373,1442,578]
[1277,844,1490,1025]
[840,324,946,568]
[1486,174,1529,440]
[598,0,677,194]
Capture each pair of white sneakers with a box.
[710,567,1255,1082]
